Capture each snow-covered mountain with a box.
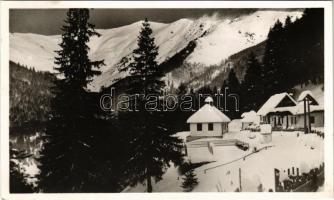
[10,10,302,91]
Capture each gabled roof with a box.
[297,90,319,105]
[187,104,231,123]
[257,93,297,116]
[261,101,324,116]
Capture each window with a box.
[197,124,202,131]
[208,123,214,131]
[310,116,315,124]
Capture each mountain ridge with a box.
[10,10,302,92]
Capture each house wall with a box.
[189,122,228,137]
[262,111,324,129]
[267,115,298,129]
[268,115,285,128]
[295,111,324,128]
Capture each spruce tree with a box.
[181,168,198,192]
[37,9,106,192]
[226,68,240,93]
[221,79,228,91]
[263,20,285,95]
[225,68,241,119]
[168,83,190,132]
[284,15,292,28]
[119,18,183,193]
[119,18,163,95]
[262,9,324,92]
[240,52,265,112]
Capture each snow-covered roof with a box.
[265,104,324,115]
[187,104,231,123]
[267,106,297,115]
[298,90,313,101]
[294,104,324,115]
[297,90,319,105]
[241,111,260,123]
[257,93,297,116]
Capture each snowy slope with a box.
[186,11,302,65]
[10,33,60,72]
[10,21,169,73]
[10,10,302,91]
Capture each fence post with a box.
[239,168,242,192]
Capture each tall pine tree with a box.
[119,19,183,193]
[263,20,285,95]
[240,52,265,112]
[225,68,241,119]
[37,9,107,192]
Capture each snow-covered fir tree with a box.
[37,9,107,192]
[240,52,265,112]
[182,168,198,192]
[118,18,183,193]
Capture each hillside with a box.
[9,61,55,132]
[10,10,302,92]
[182,41,266,90]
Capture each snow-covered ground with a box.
[124,131,324,192]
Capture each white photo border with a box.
[0,1,333,200]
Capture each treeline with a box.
[210,40,266,88]
[242,8,323,113]
[195,8,324,117]
[262,8,324,92]
[9,61,55,132]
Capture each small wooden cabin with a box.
[187,97,231,137]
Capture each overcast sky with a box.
[10,8,300,35]
[9,9,259,35]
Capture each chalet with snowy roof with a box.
[257,91,324,130]
[187,97,231,137]
[257,92,297,129]
[294,91,324,130]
